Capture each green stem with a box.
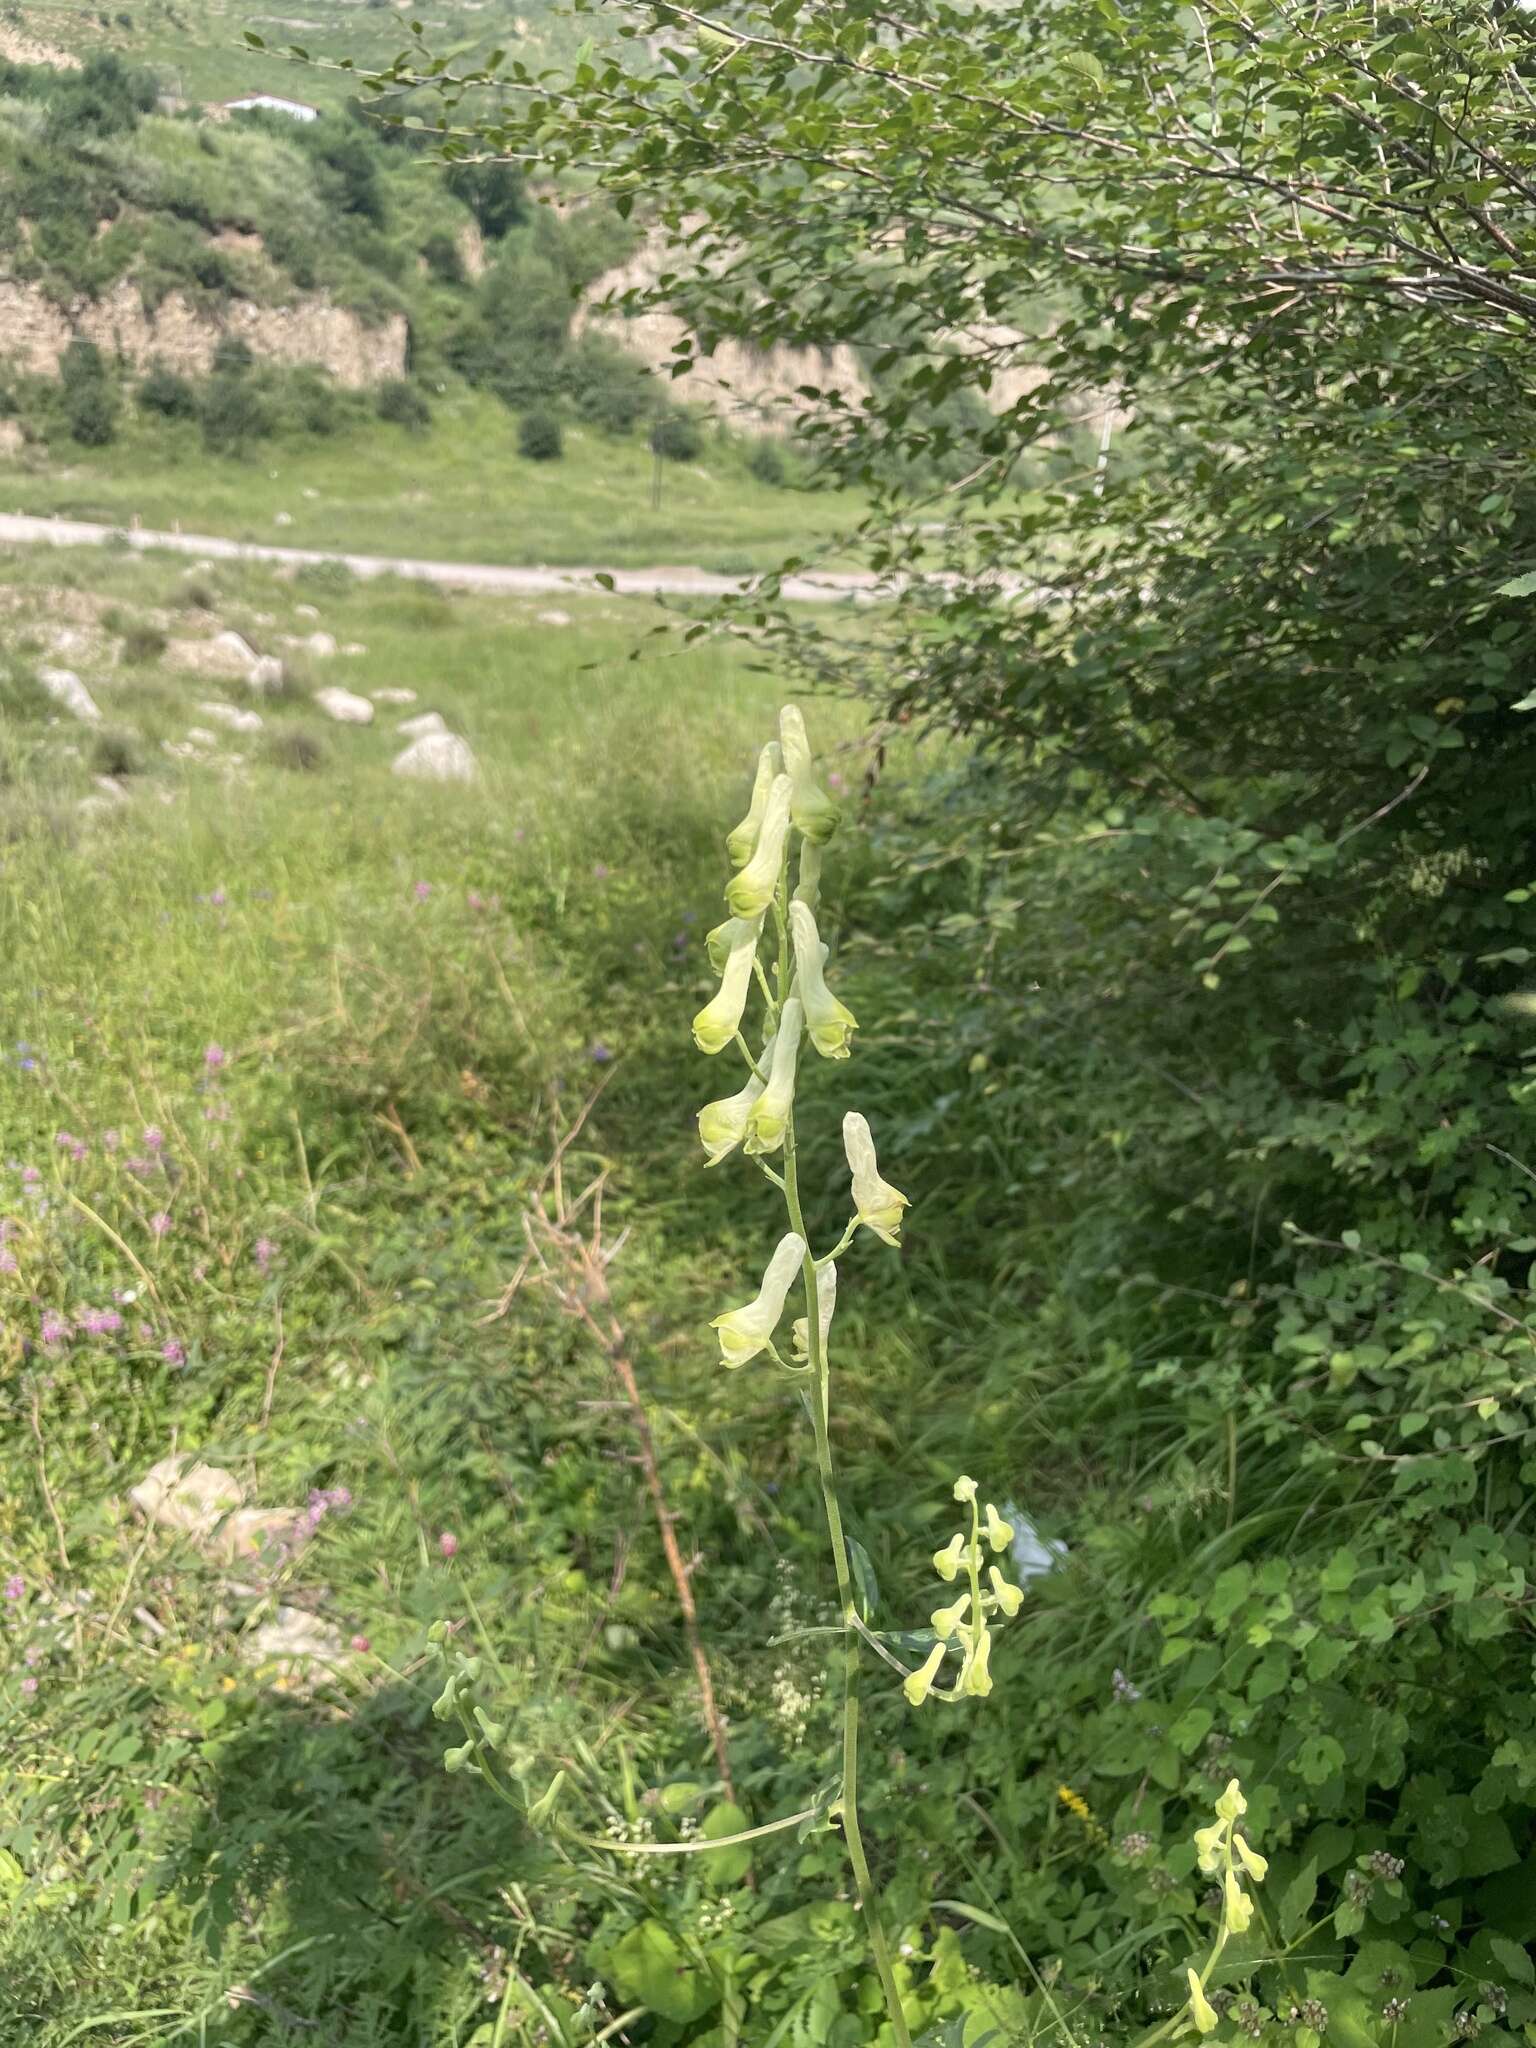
[782,1099,912,2048]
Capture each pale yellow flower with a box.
[932,1533,966,1581]
[779,704,840,845]
[1194,1821,1226,1875]
[843,1111,910,1246]
[726,774,793,920]
[790,901,857,1058]
[697,1034,773,1166]
[960,1623,994,1696]
[903,1641,946,1707]
[932,1592,971,1639]
[793,839,823,912]
[709,1232,807,1367]
[952,1475,978,1505]
[744,997,803,1154]
[983,1502,1014,1552]
[790,1259,837,1365]
[726,740,783,868]
[1234,1834,1268,1882]
[692,919,762,1055]
[1223,1867,1254,1935]
[988,1566,1023,1617]
[1187,1972,1219,2036]
[1215,1777,1248,1824]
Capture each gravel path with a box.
[0,512,889,604]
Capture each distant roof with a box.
[217,92,321,113]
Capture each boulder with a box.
[537,608,572,626]
[212,629,259,668]
[313,686,374,725]
[93,775,130,803]
[243,1604,346,1680]
[392,733,478,784]
[197,700,264,734]
[248,655,285,695]
[185,726,219,748]
[304,631,338,658]
[37,666,102,723]
[130,1455,244,1541]
[371,687,417,705]
[397,710,448,739]
[295,602,320,619]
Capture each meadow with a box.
[1,391,867,571]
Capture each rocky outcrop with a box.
[0,278,407,389]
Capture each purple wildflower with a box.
[204,1043,226,1071]
[253,1236,277,1272]
[592,862,610,881]
[4,1575,22,1601]
[20,1166,40,1186]
[39,1311,70,1346]
[54,1131,75,1150]
[827,769,848,795]
[20,1675,37,1697]
[589,1042,614,1064]
[466,890,485,912]
[438,1530,459,1560]
[210,887,227,908]
[103,1129,120,1152]
[0,1219,13,1242]
[414,880,432,902]
[161,1338,186,1366]
[150,1212,171,1238]
[143,1126,165,1152]
[80,1308,124,1337]
[0,1250,16,1275]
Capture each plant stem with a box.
[782,1095,912,2048]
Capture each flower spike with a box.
[779,705,840,845]
[697,1032,774,1166]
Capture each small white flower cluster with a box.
[697,1895,737,1939]
[602,1813,656,1846]
[769,1661,822,1743]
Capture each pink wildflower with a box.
[4,1575,22,1601]
[349,1633,371,1654]
[438,1530,459,1560]
[162,1338,186,1366]
[150,1211,172,1238]
[204,1043,226,1071]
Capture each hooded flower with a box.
[959,1623,994,1696]
[697,1033,775,1167]
[789,901,858,1058]
[843,1112,910,1245]
[692,919,763,1055]
[983,1502,1014,1552]
[726,741,784,869]
[744,997,803,1155]
[725,775,793,921]
[988,1566,1023,1617]
[932,1592,970,1639]
[793,839,823,913]
[791,1258,837,1364]
[1234,1835,1268,1882]
[1223,1867,1254,1935]
[903,1641,947,1707]
[1187,1972,1219,2037]
[932,1534,966,1581]
[710,1231,807,1367]
[1194,1821,1226,1875]
[779,705,840,845]
[706,914,762,977]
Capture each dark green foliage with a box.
[136,360,197,419]
[564,333,651,435]
[59,340,119,447]
[200,370,270,455]
[745,437,786,487]
[444,157,526,240]
[211,334,254,379]
[516,407,562,461]
[264,726,326,771]
[117,621,166,665]
[649,408,703,463]
[88,726,140,776]
[420,228,466,287]
[376,377,431,431]
[302,125,386,227]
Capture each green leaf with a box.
[845,1535,879,1623]
[1279,1858,1318,1942]
[1489,1934,1535,1986]
[607,1920,716,2024]
[700,1800,753,1886]
[1497,573,1536,597]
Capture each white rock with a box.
[397,710,448,739]
[244,1605,346,1677]
[214,1508,304,1566]
[274,510,294,527]
[186,726,219,748]
[314,685,374,725]
[295,602,320,619]
[197,700,264,734]
[537,608,572,626]
[392,733,478,784]
[130,1455,244,1541]
[248,655,285,695]
[213,629,259,667]
[371,687,417,705]
[76,795,117,819]
[37,666,102,723]
[93,775,129,803]
[305,631,338,657]
[340,642,366,656]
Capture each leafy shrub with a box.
[375,378,431,431]
[746,438,786,486]
[565,334,651,435]
[421,230,466,287]
[264,726,326,772]
[200,372,270,455]
[649,408,704,462]
[211,333,254,378]
[89,726,140,777]
[60,354,118,448]
[445,158,526,241]
[118,622,166,665]
[517,407,563,461]
[136,360,197,419]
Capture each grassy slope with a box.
[3,390,866,569]
[0,542,897,2037]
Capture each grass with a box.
[4,390,867,570]
[0,540,912,2042]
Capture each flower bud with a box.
[959,1623,993,1696]
[779,705,840,845]
[726,741,784,868]
[744,998,803,1154]
[1234,1835,1268,1882]
[692,919,762,1055]
[932,1533,966,1581]
[903,1641,946,1707]
[932,1592,971,1639]
[709,1232,807,1367]
[697,1033,774,1167]
[527,1769,567,1827]
[988,1566,1023,1617]
[843,1112,910,1245]
[1223,1867,1253,1935]
[983,1503,1014,1552]
[791,1259,837,1364]
[789,901,857,1058]
[1187,1971,1219,2036]
[726,775,793,920]
[1215,1777,1247,1824]
[952,1475,978,1505]
[443,1740,475,1773]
